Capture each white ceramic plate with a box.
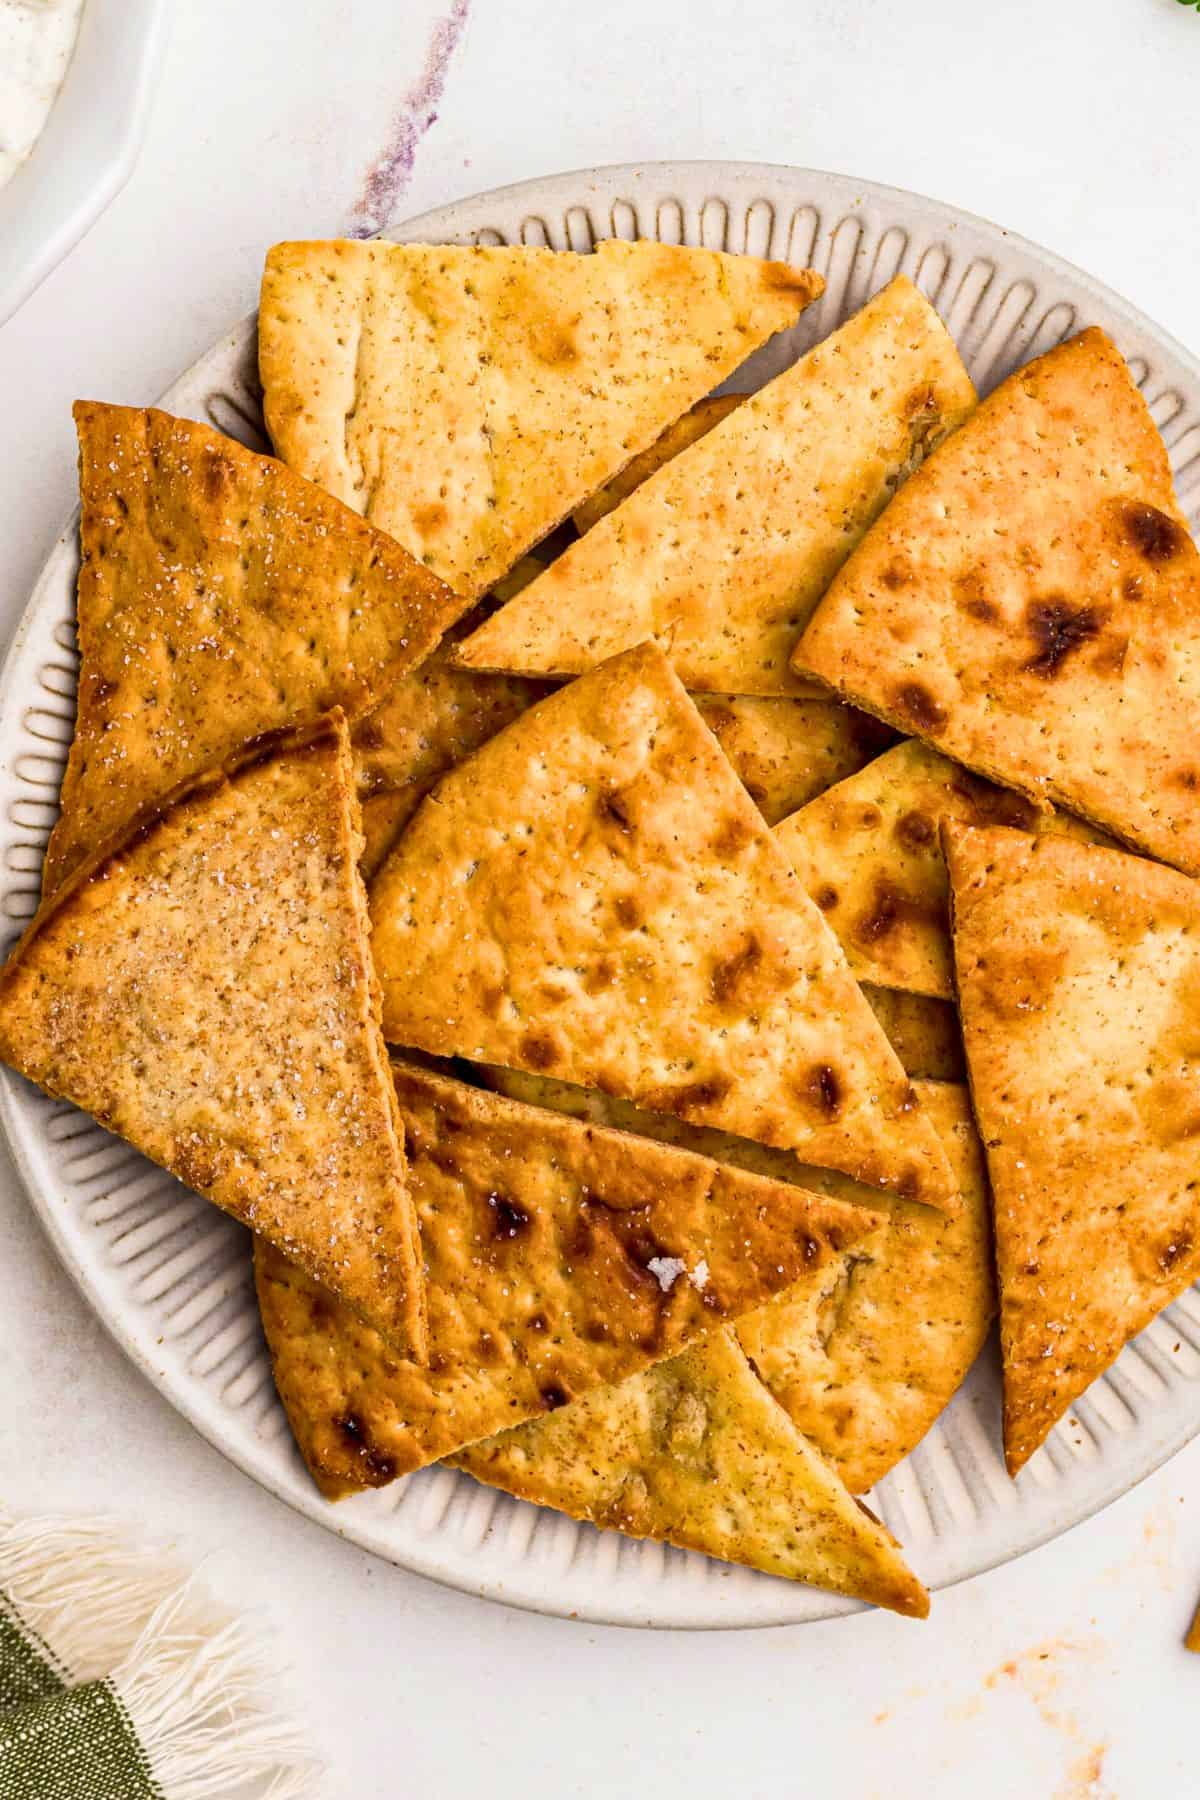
[0,0,169,328]
[4,163,1200,1630]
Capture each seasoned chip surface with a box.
[454,277,975,694]
[0,717,424,1353]
[797,328,1200,875]
[259,238,821,599]
[369,643,956,1207]
[695,694,894,827]
[775,738,1107,998]
[946,823,1200,1473]
[453,1330,929,1616]
[46,403,462,894]
[480,1068,994,1492]
[255,1062,876,1486]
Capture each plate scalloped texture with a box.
[4,162,1200,1630]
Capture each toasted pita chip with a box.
[255,1061,877,1488]
[945,823,1200,1475]
[1186,1600,1200,1654]
[572,394,744,533]
[775,739,1107,998]
[454,276,975,695]
[259,238,821,599]
[453,1330,929,1616]
[695,694,894,827]
[370,643,956,1208]
[796,328,1200,875]
[479,1067,994,1491]
[0,716,424,1352]
[861,985,965,1083]
[44,403,462,895]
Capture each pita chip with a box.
[572,394,744,534]
[453,1330,929,1617]
[259,238,821,599]
[45,403,462,895]
[694,694,894,827]
[454,276,976,695]
[797,327,1200,876]
[480,1067,994,1492]
[0,715,424,1353]
[255,1061,878,1487]
[775,738,1107,998]
[945,823,1200,1475]
[1186,1599,1200,1654]
[370,643,957,1208]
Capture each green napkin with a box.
[0,1513,317,1800]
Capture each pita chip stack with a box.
[0,715,425,1353]
[259,238,822,598]
[945,823,1200,1475]
[454,276,976,694]
[255,1061,878,1486]
[369,643,957,1208]
[797,327,1200,876]
[45,403,462,894]
[453,1330,930,1618]
[775,738,1106,998]
[481,1067,995,1495]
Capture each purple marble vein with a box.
[346,0,470,238]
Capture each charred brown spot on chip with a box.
[648,1075,731,1119]
[1159,1230,1194,1273]
[1122,500,1185,564]
[814,883,839,912]
[363,1447,397,1484]
[598,786,635,835]
[949,773,1037,832]
[540,1382,570,1410]
[355,718,385,751]
[954,570,996,623]
[881,561,910,592]
[802,1062,843,1118]
[1175,769,1200,792]
[613,894,641,930]
[412,500,449,537]
[1022,598,1106,679]
[1123,573,1145,603]
[90,677,118,707]
[519,1029,558,1070]
[583,956,616,993]
[892,681,948,735]
[203,454,234,501]
[710,813,755,861]
[855,876,928,947]
[487,1189,531,1240]
[710,932,763,1004]
[895,809,936,852]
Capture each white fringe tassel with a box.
[0,1511,321,1799]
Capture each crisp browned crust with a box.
[454,277,976,695]
[797,328,1200,875]
[255,1061,878,1489]
[45,402,464,894]
[0,713,424,1355]
[945,822,1200,1474]
[259,238,822,599]
[369,642,957,1209]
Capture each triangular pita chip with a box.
[944,823,1200,1474]
[45,403,462,895]
[369,643,957,1208]
[571,393,744,533]
[255,1061,878,1486]
[454,277,975,695]
[796,327,1200,875]
[775,739,1107,998]
[259,238,822,599]
[452,1330,929,1617]
[0,715,424,1353]
[694,693,893,827]
[480,1068,994,1494]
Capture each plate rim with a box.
[4,156,1200,1630]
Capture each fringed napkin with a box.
[0,1513,319,1799]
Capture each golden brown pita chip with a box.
[454,277,975,695]
[0,716,424,1353]
[255,1061,877,1488]
[861,985,965,1083]
[1186,1600,1200,1654]
[945,823,1200,1475]
[370,643,956,1208]
[695,694,894,827]
[796,328,1200,876]
[775,739,1107,998]
[571,394,744,533]
[479,1067,993,1492]
[453,1330,929,1617]
[259,238,821,599]
[45,403,462,895]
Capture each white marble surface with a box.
[2,2,1200,1795]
